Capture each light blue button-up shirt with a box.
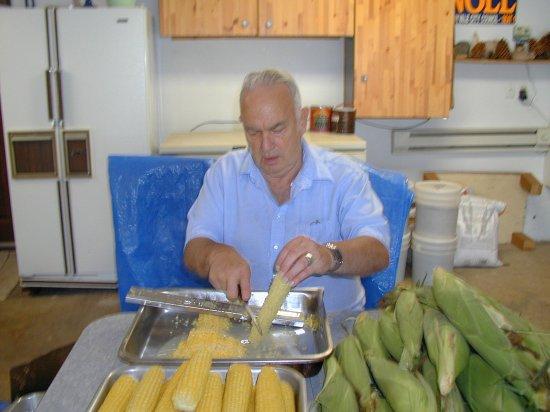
[185,140,390,312]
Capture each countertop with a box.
[37,310,365,411]
[159,131,366,155]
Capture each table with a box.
[37,310,365,411]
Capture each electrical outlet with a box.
[536,127,550,147]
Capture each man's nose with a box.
[261,132,274,152]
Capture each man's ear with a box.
[299,107,309,133]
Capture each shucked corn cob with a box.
[173,350,212,411]
[249,273,292,343]
[196,372,224,412]
[255,366,286,412]
[126,365,165,412]
[221,363,253,412]
[280,380,296,412]
[246,387,255,412]
[98,374,137,412]
[173,328,245,359]
[154,362,188,412]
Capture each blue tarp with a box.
[109,155,413,311]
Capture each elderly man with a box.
[184,69,389,312]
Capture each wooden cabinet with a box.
[159,0,354,38]
[160,0,258,37]
[258,0,354,37]
[352,0,454,118]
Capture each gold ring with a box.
[304,252,314,266]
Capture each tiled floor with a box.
[0,243,549,402]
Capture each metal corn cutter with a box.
[126,287,305,328]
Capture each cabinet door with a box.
[354,0,453,118]
[160,0,258,37]
[259,0,354,37]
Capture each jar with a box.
[309,106,332,132]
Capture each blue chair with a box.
[109,156,413,311]
[109,155,213,311]
[360,165,414,308]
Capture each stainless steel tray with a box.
[118,288,332,377]
[87,365,308,412]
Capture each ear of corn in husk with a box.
[335,335,373,407]
[249,273,292,343]
[395,290,424,370]
[422,357,441,409]
[417,372,439,412]
[98,374,137,412]
[365,392,393,412]
[379,307,404,362]
[433,267,548,409]
[415,286,438,309]
[441,385,468,412]
[315,354,359,412]
[423,308,469,396]
[367,355,437,412]
[456,354,526,412]
[353,312,389,359]
[255,366,285,412]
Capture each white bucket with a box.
[414,180,463,239]
[396,230,411,283]
[412,232,457,285]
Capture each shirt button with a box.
[276,214,281,219]
[273,245,279,250]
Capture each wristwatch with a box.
[324,242,343,273]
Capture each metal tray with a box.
[87,364,308,412]
[118,288,332,377]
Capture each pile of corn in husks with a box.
[315,267,549,412]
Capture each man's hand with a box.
[207,245,251,301]
[275,236,333,287]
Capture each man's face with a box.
[240,84,308,180]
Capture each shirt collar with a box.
[239,139,334,189]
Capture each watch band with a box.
[325,242,343,273]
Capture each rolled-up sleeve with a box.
[185,164,224,247]
[338,171,390,251]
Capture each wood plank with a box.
[455,57,550,65]
[520,173,543,195]
[423,172,440,181]
[258,0,354,37]
[511,232,536,251]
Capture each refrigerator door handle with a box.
[56,70,64,122]
[45,69,54,121]
[56,180,68,274]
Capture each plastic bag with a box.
[454,195,506,267]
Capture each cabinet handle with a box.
[241,19,249,28]
[45,70,53,121]
[265,19,273,29]
[361,75,368,83]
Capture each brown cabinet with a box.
[160,0,354,38]
[351,0,454,118]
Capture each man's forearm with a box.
[330,236,389,277]
[183,237,226,279]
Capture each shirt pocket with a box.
[296,217,338,244]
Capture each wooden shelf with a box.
[455,57,550,65]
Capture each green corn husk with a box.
[335,335,373,407]
[417,372,439,412]
[423,308,470,396]
[456,354,525,412]
[379,307,404,362]
[353,312,389,359]
[422,357,442,409]
[416,286,439,309]
[315,354,359,412]
[363,392,393,412]
[441,385,468,412]
[367,355,437,412]
[395,290,424,370]
[379,280,414,308]
[433,268,548,409]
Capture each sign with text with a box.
[455,0,517,24]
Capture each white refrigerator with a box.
[0,7,157,287]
